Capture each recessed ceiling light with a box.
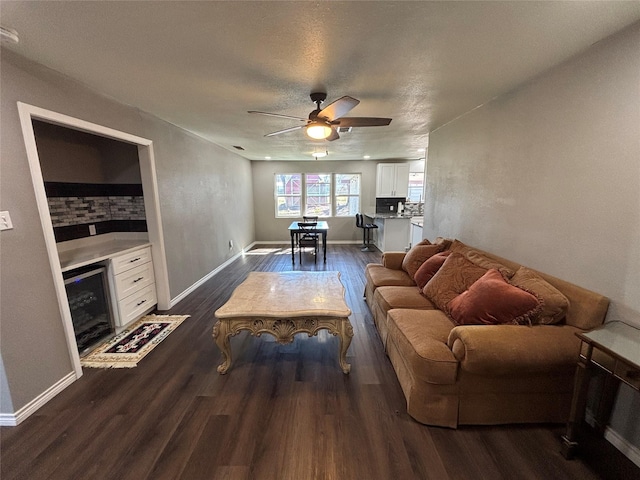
[363,155,371,159]
[265,156,271,160]
[312,150,328,159]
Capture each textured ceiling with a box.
[2,1,639,161]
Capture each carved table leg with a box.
[212,320,232,374]
[338,319,354,374]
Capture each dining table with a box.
[288,220,329,263]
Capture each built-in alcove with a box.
[19,102,171,386]
[33,120,148,242]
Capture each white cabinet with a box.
[376,163,410,197]
[109,246,157,327]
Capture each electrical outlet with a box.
[0,211,13,231]
[89,224,96,236]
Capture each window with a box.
[407,172,424,202]
[275,173,361,218]
[334,174,360,217]
[305,174,331,217]
[274,174,301,217]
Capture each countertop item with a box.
[59,238,151,272]
[364,212,413,219]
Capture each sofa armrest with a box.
[382,252,406,270]
[447,324,582,376]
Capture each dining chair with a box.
[297,222,319,263]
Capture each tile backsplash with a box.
[45,182,147,242]
[48,196,145,227]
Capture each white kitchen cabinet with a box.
[376,163,410,198]
[108,246,157,328]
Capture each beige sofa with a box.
[364,239,609,428]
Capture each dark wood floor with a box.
[1,244,635,479]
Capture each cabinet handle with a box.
[129,257,141,263]
[133,277,144,283]
[136,299,147,307]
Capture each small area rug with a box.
[80,314,189,368]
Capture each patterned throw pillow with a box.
[464,249,516,279]
[414,251,452,289]
[401,244,443,280]
[509,267,569,324]
[422,252,487,311]
[447,269,542,325]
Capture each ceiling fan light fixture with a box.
[305,122,332,140]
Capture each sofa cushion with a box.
[414,251,452,289]
[365,263,415,289]
[387,309,458,384]
[402,244,443,280]
[373,286,436,313]
[510,267,569,324]
[423,252,487,311]
[447,269,542,325]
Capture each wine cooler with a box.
[63,265,115,355]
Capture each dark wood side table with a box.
[562,321,640,459]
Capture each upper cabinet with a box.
[376,163,410,197]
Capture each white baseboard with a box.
[604,426,640,468]
[169,240,364,308]
[585,409,640,467]
[0,371,77,426]
[169,242,256,308]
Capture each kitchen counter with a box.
[58,235,151,272]
[363,213,411,252]
[364,212,413,220]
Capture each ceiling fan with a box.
[248,92,392,141]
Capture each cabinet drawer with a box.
[614,361,640,391]
[112,247,152,275]
[114,262,155,300]
[119,284,157,326]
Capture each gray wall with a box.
[34,120,142,184]
[424,23,640,450]
[0,50,254,414]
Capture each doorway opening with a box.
[18,102,170,377]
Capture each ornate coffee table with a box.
[213,271,353,374]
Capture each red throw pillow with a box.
[447,269,542,326]
[414,251,452,289]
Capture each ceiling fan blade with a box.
[333,117,392,127]
[248,111,307,122]
[318,96,360,121]
[264,125,304,137]
[326,128,340,142]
